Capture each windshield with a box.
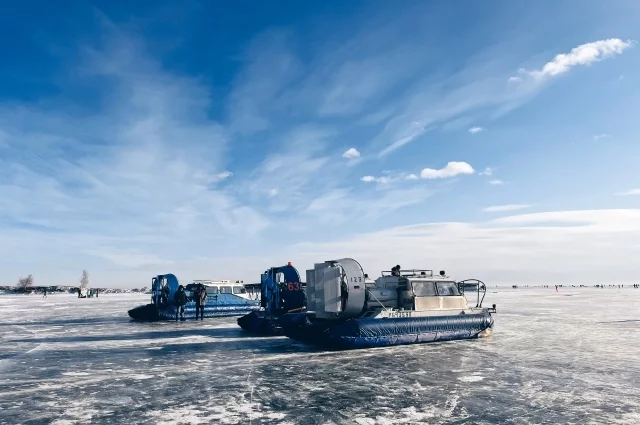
[436,281,461,296]
[232,286,245,294]
[219,286,232,294]
[412,281,437,296]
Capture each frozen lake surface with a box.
[1,289,639,425]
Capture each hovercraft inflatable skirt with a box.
[128,303,258,321]
[279,312,494,350]
[237,311,284,335]
[128,304,161,321]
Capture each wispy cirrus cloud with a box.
[238,126,336,211]
[616,189,640,196]
[0,21,271,276]
[593,133,612,141]
[479,167,493,176]
[484,204,531,212]
[373,38,633,157]
[302,185,434,226]
[2,3,638,288]
[86,248,170,268]
[227,30,303,136]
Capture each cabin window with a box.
[219,286,232,294]
[233,286,246,294]
[206,286,219,295]
[435,281,461,296]
[412,281,437,296]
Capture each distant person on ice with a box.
[174,285,188,321]
[43,288,47,298]
[195,284,207,321]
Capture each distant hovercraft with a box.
[128,274,259,321]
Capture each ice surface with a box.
[1,289,639,424]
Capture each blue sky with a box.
[1,1,639,287]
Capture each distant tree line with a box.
[13,270,90,294]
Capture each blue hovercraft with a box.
[278,258,496,350]
[237,262,306,335]
[128,274,260,321]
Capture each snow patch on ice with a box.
[458,375,485,382]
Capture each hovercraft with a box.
[237,262,306,335]
[278,258,496,350]
[128,274,260,321]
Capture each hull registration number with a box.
[388,311,412,318]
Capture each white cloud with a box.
[342,147,361,159]
[420,161,474,179]
[268,188,279,197]
[361,175,390,184]
[484,204,531,212]
[508,76,522,84]
[526,38,634,81]
[360,162,475,184]
[479,167,493,176]
[593,133,612,141]
[291,209,640,285]
[616,189,640,196]
[489,179,504,185]
[468,126,484,134]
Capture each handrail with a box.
[456,279,487,308]
[381,269,434,277]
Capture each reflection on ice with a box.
[0,289,639,424]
